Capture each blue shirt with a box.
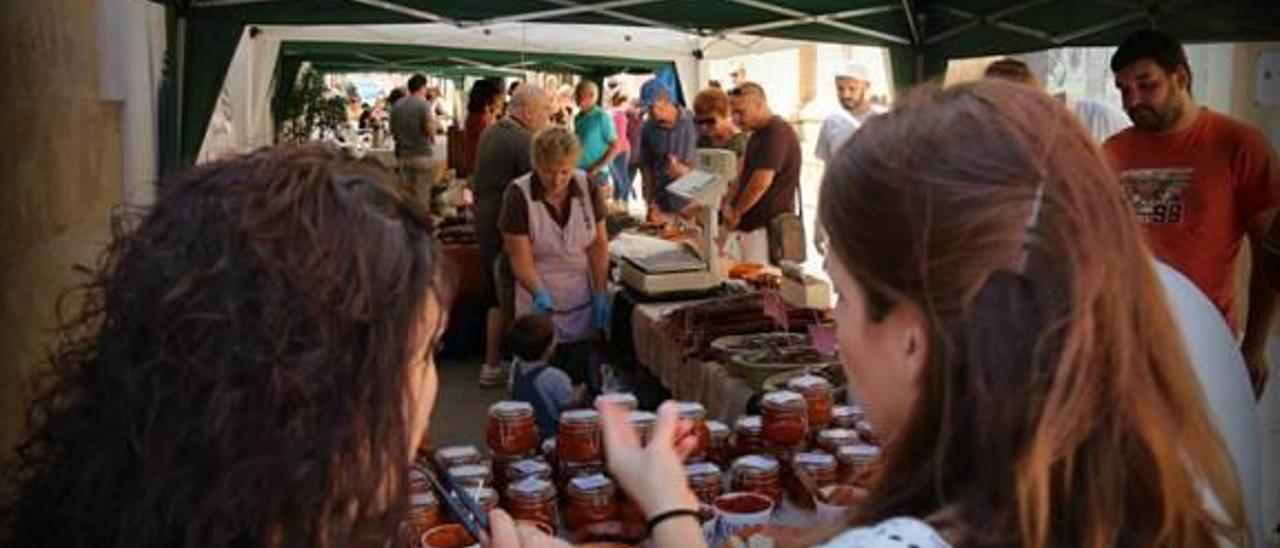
[640,108,698,213]
[575,107,617,174]
[510,358,575,439]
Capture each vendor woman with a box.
[500,126,611,391]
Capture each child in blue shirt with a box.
[507,314,583,440]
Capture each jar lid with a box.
[818,428,859,444]
[568,473,615,495]
[831,403,864,419]
[629,410,657,425]
[786,374,831,391]
[489,401,534,417]
[675,401,706,418]
[793,451,836,468]
[761,390,804,407]
[410,491,438,507]
[508,458,551,477]
[448,464,491,480]
[684,461,722,478]
[508,477,555,497]
[838,444,881,461]
[560,409,600,424]
[735,415,762,431]
[437,445,482,461]
[707,420,729,437]
[732,454,779,473]
[595,393,638,408]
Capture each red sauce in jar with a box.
[732,415,764,458]
[564,473,619,531]
[487,401,538,457]
[786,375,833,432]
[557,409,602,464]
[676,401,711,462]
[761,391,808,447]
[788,451,838,508]
[406,491,443,538]
[730,454,782,505]
[707,420,730,467]
[836,444,881,485]
[504,477,558,530]
[685,461,724,505]
[421,523,477,548]
[714,492,774,514]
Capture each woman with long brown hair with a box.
[2,145,448,547]
[490,79,1248,546]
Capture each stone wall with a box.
[0,0,123,454]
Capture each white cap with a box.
[837,62,872,82]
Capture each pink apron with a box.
[513,171,598,344]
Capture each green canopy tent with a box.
[270,40,676,130]
[151,0,1280,170]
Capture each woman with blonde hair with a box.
[490,80,1247,546]
[499,127,611,393]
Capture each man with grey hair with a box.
[574,80,624,201]
[638,78,698,218]
[472,82,552,387]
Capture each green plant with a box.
[280,67,349,143]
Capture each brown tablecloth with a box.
[630,300,756,424]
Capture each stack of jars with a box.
[786,374,834,435]
[486,401,539,500]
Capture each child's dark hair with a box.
[507,314,555,362]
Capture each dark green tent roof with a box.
[153,0,1280,169]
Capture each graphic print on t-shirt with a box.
[1118,168,1193,224]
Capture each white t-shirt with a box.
[815,105,888,163]
[817,517,951,547]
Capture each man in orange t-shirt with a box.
[1104,29,1280,397]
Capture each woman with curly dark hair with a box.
[2,144,448,548]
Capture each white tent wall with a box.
[201,21,815,158]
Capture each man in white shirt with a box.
[983,58,1130,144]
[814,62,887,163]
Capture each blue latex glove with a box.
[593,292,612,331]
[532,288,554,315]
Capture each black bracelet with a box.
[646,508,701,536]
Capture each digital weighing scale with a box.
[617,149,737,297]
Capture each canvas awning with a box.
[151,0,1280,169]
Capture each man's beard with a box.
[1128,98,1184,132]
[840,94,864,113]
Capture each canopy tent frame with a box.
[154,0,1280,171]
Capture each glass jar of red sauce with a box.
[557,409,602,464]
[595,392,639,412]
[788,451,838,508]
[816,428,860,455]
[406,491,443,538]
[421,523,478,548]
[629,411,656,445]
[830,403,864,430]
[730,454,782,505]
[706,420,730,466]
[684,461,724,505]
[564,473,619,531]
[761,391,808,447]
[487,401,538,457]
[786,375,833,432]
[732,415,764,457]
[504,477,558,530]
[676,401,711,462]
[836,444,882,485]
